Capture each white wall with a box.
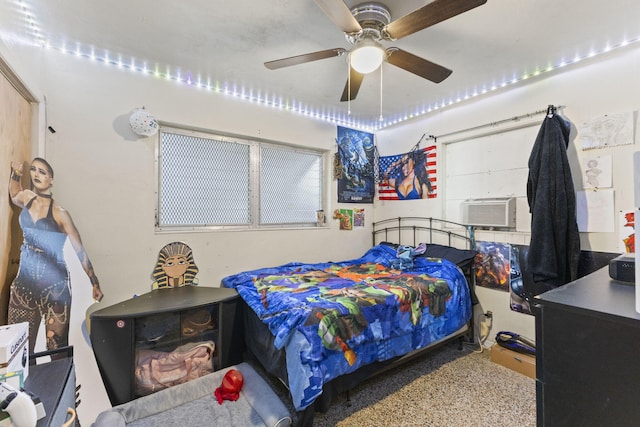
[3,31,639,424]
[375,45,640,349]
[20,51,378,286]
[0,42,375,422]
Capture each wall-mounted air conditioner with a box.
[461,197,516,229]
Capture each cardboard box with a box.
[0,371,23,389]
[490,343,536,379]
[0,323,29,387]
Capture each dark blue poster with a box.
[337,126,375,203]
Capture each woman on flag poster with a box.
[381,149,433,200]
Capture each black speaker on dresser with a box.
[609,253,635,283]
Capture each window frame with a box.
[155,125,328,232]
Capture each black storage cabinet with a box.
[90,286,243,406]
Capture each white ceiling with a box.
[2,0,639,130]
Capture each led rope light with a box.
[14,0,640,132]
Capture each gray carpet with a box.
[254,342,536,427]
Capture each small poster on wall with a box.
[578,111,635,150]
[619,210,635,253]
[476,241,536,316]
[576,189,615,232]
[510,244,533,316]
[474,241,510,291]
[336,126,375,203]
[339,209,353,230]
[583,154,612,189]
[353,208,365,227]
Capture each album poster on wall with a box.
[475,241,511,292]
[475,241,535,316]
[510,244,533,315]
[336,126,375,203]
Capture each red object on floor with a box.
[214,369,244,404]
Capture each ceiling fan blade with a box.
[384,0,487,40]
[264,48,347,70]
[385,48,452,83]
[314,0,362,34]
[340,68,365,102]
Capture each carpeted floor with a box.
[254,342,536,427]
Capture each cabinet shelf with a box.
[90,286,243,406]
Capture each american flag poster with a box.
[378,145,437,200]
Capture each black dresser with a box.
[535,266,640,426]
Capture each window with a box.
[157,126,325,231]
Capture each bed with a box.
[221,217,477,426]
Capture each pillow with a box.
[379,242,477,268]
[421,243,478,268]
[421,243,480,306]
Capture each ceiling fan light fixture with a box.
[350,39,384,74]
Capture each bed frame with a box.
[244,217,477,427]
[372,216,477,296]
[372,216,476,249]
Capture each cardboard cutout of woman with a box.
[151,242,199,290]
[8,158,103,356]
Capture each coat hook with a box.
[546,105,556,118]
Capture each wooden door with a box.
[0,62,34,324]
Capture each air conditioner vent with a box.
[461,198,516,229]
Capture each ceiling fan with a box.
[264,0,487,102]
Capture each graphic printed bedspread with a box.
[222,244,472,410]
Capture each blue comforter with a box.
[222,244,472,410]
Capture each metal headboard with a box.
[372,217,476,249]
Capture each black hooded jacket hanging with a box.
[525,112,580,295]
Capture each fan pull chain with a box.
[348,56,352,115]
[379,64,383,122]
